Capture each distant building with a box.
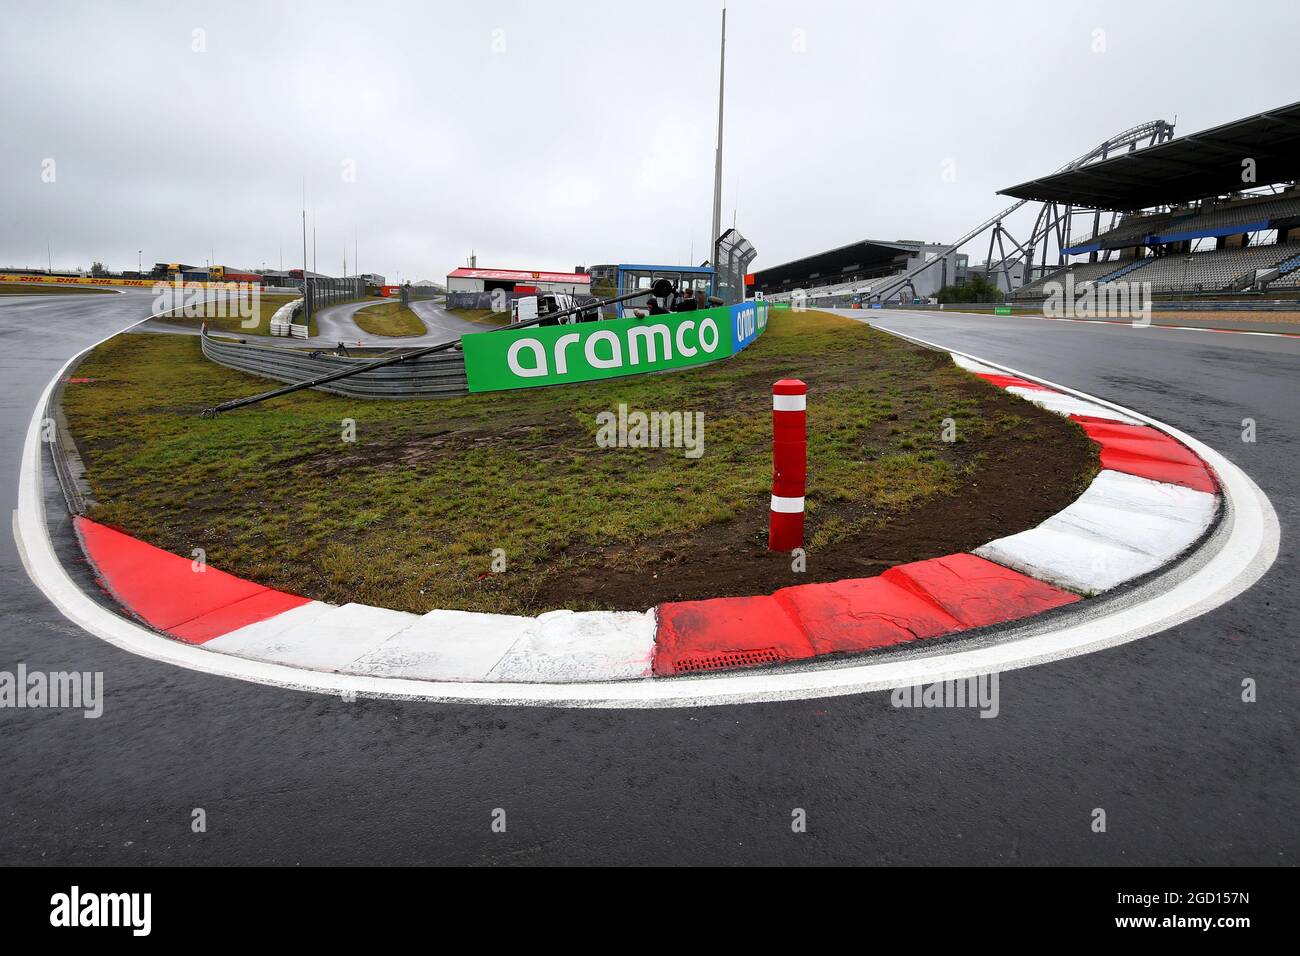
[446,267,591,296]
[750,238,964,302]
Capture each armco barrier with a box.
[200,329,468,399]
[200,300,767,401]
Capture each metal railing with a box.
[201,332,469,400]
[303,276,367,320]
[201,284,661,414]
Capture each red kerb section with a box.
[1070,416,1216,493]
[74,517,309,644]
[653,554,1078,675]
[974,373,1053,392]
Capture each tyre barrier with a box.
[267,298,308,338]
[200,328,469,399]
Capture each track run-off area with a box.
[2,292,1296,864]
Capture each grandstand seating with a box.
[796,273,905,300]
[1097,259,1148,284]
[1011,258,1131,299]
[1069,193,1300,252]
[1263,250,1300,288]
[1266,271,1300,289]
[1105,243,1297,294]
[1150,194,1300,240]
[807,278,863,298]
[1071,211,1178,249]
[1012,242,1299,298]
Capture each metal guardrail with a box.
[200,284,664,412]
[201,331,469,399]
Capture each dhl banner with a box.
[0,273,261,290]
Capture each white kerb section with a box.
[948,353,1003,375]
[207,602,420,670]
[975,469,1218,593]
[486,609,656,682]
[950,350,1140,424]
[206,602,657,683]
[1003,385,1142,424]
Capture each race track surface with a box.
[1,296,1295,865]
[309,296,488,347]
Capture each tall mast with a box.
[710,5,726,264]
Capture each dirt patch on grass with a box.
[61,310,1098,615]
[528,378,1094,607]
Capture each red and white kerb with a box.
[769,379,807,551]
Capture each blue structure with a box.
[587,263,716,317]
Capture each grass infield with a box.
[353,300,427,337]
[61,310,1098,614]
[155,293,310,337]
[445,307,511,327]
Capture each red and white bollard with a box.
[769,379,807,551]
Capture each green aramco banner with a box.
[461,302,767,393]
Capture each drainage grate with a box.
[675,647,783,673]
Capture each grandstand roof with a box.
[1000,101,1300,211]
[749,238,924,291]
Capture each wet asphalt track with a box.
[1,294,1295,865]
[308,295,486,347]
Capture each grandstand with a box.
[1068,211,1178,250]
[750,238,960,304]
[1000,101,1300,301]
[745,102,1300,308]
[1263,249,1300,288]
[1063,193,1300,256]
[1013,258,1142,299]
[1125,244,1296,294]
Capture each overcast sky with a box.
[1,0,1296,281]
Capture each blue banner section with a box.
[1152,220,1270,244]
[1061,241,1102,256]
[729,300,768,354]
